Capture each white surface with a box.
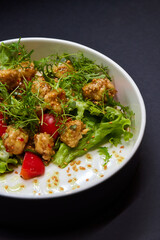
[0,38,146,199]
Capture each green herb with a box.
[98,146,112,166]
[0,38,33,70]
[69,124,77,130]
[105,93,134,119]
[0,81,41,135]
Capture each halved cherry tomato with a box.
[40,114,62,140]
[0,114,7,137]
[20,152,45,180]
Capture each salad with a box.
[0,39,133,180]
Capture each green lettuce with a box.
[0,140,18,174]
[98,147,112,166]
[53,107,133,168]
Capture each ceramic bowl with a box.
[0,38,146,199]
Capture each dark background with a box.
[0,0,160,239]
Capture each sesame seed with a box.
[70,161,76,166]
[66,167,70,173]
[86,153,92,160]
[72,165,78,172]
[76,160,81,165]
[87,164,92,168]
[104,165,107,170]
[79,166,86,170]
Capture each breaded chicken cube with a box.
[53,60,74,78]
[44,88,67,114]
[82,78,116,101]
[34,133,55,161]
[2,126,29,155]
[0,62,36,91]
[31,76,51,98]
[18,62,36,81]
[60,120,88,148]
[0,69,21,90]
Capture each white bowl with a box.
[0,37,146,199]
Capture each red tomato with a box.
[20,152,45,180]
[40,114,61,140]
[0,114,7,137]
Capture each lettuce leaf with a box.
[0,140,18,174]
[98,147,112,166]
[53,106,132,168]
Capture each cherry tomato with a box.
[40,114,62,140]
[0,114,7,137]
[20,152,45,180]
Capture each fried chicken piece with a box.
[18,62,36,81]
[0,69,21,90]
[31,78,67,115]
[31,76,51,98]
[44,88,67,114]
[0,62,36,91]
[53,60,74,78]
[60,120,88,148]
[82,78,116,101]
[34,133,55,161]
[2,126,29,155]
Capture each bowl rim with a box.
[0,37,146,199]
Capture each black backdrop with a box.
[0,0,160,239]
